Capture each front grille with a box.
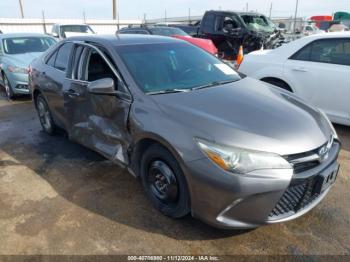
[293,160,320,174]
[285,144,325,174]
[269,177,319,219]
[269,140,339,220]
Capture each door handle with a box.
[64,89,80,97]
[292,67,308,72]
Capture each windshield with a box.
[2,37,56,55]
[241,14,276,33]
[60,25,95,37]
[150,27,189,37]
[117,42,241,94]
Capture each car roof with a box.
[305,32,350,39]
[120,26,180,31]
[0,33,52,39]
[207,10,266,16]
[53,23,89,26]
[66,34,184,46]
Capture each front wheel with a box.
[36,94,58,135]
[140,144,191,218]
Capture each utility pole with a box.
[246,3,248,12]
[83,11,86,23]
[293,0,299,33]
[269,2,273,18]
[188,8,191,24]
[19,0,24,18]
[165,9,167,22]
[143,13,147,25]
[42,10,46,34]
[112,0,117,20]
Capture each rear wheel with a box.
[2,74,14,99]
[36,94,58,135]
[140,144,191,218]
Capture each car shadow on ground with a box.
[0,97,252,240]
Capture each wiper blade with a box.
[147,88,190,95]
[191,80,237,91]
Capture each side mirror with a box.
[88,78,116,95]
[51,32,59,38]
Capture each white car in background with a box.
[302,24,325,36]
[51,24,95,40]
[239,32,350,126]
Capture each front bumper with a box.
[185,141,340,229]
[7,72,30,94]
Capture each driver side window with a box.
[221,16,240,32]
[76,47,120,90]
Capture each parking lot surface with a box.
[0,90,350,255]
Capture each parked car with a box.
[171,10,283,60]
[117,26,218,55]
[301,24,325,36]
[29,35,340,229]
[239,32,350,126]
[328,23,349,32]
[51,24,95,40]
[0,33,56,99]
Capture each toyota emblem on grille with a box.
[318,136,333,162]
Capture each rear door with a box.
[284,38,350,124]
[65,43,132,164]
[41,42,74,128]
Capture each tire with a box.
[262,78,293,92]
[36,93,58,135]
[140,144,191,218]
[2,73,14,99]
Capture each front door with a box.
[65,43,132,164]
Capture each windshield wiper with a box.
[191,79,237,91]
[147,88,191,95]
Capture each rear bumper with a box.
[185,141,340,229]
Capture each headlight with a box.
[318,109,338,139]
[196,138,291,174]
[8,65,28,74]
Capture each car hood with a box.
[173,35,218,55]
[5,52,43,67]
[151,77,332,156]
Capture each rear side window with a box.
[54,42,73,72]
[46,50,57,67]
[290,38,350,66]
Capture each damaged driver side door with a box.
[65,43,132,165]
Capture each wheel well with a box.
[33,89,41,107]
[130,138,178,177]
[260,77,293,92]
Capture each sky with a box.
[0,0,349,20]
